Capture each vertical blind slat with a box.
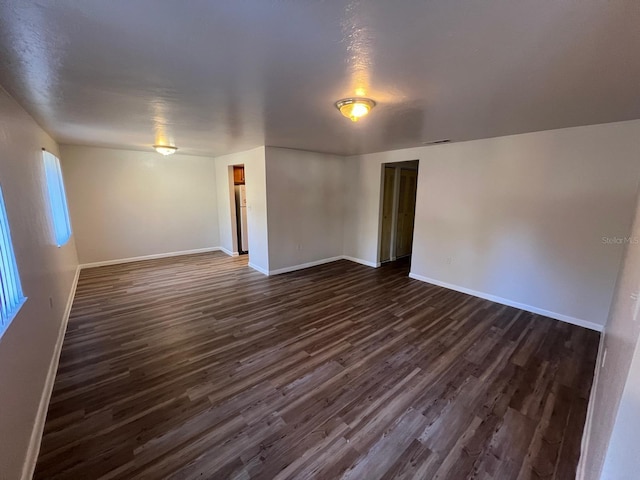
[0,184,25,331]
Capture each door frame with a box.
[228,165,239,254]
[377,160,419,264]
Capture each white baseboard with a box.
[219,247,239,257]
[576,331,606,479]
[21,265,81,480]
[79,247,223,269]
[342,256,381,268]
[248,262,269,275]
[269,256,345,276]
[79,249,383,274]
[268,255,382,276]
[408,272,604,332]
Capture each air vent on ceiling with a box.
[423,139,451,145]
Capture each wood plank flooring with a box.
[35,252,599,480]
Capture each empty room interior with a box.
[1,1,640,479]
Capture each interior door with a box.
[395,168,418,258]
[380,167,395,262]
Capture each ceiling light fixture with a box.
[335,97,376,122]
[153,145,178,156]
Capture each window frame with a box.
[43,150,73,247]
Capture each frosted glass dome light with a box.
[335,97,376,122]
[153,145,178,155]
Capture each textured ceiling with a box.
[0,0,639,157]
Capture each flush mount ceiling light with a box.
[335,97,376,122]
[153,145,178,156]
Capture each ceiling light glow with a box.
[153,145,178,155]
[335,98,376,122]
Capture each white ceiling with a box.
[0,0,638,157]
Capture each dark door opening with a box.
[378,160,419,265]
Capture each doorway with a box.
[230,164,249,255]
[379,160,419,264]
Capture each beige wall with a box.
[214,147,269,274]
[344,121,640,329]
[0,87,79,478]
[265,147,345,273]
[60,145,220,265]
[580,187,640,480]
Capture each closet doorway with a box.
[379,160,419,263]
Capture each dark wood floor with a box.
[35,252,599,480]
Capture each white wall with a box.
[344,121,640,328]
[214,147,269,274]
[0,86,79,479]
[580,186,640,480]
[60,145,220,265]
[343,155,385,266]
[265,147,345,273]
[601,338,640,480]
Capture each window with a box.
[0,185,26,338]
[43,150,72,246]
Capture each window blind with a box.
[0,185,26,338]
